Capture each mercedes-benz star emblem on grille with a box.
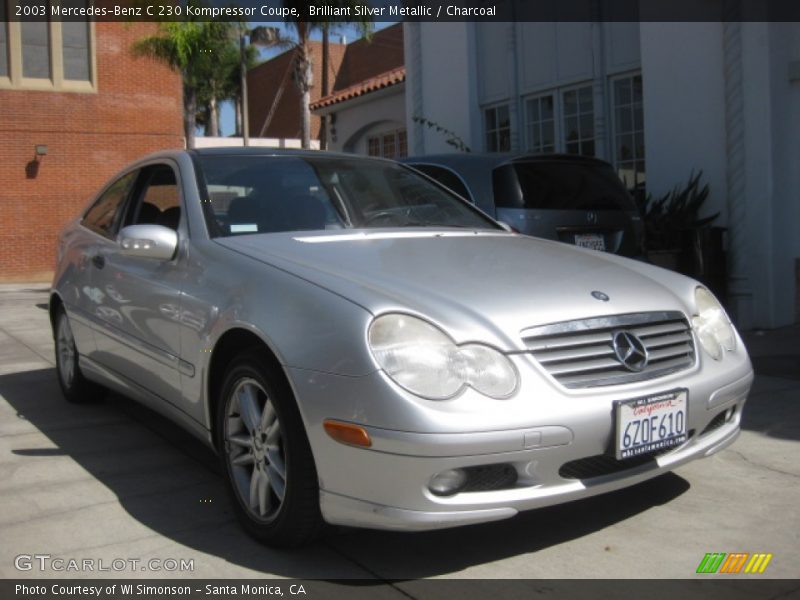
[587,211,598,224]
[612,331,649,372]
[591,291,610,302]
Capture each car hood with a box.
[216,230,696,351]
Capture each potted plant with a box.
[638,171,717,266]
[638,172,727,302]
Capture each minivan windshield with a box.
[493,161,638,211]
[196,155,499,237]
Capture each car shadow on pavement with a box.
[739,382,800,443]
[326,473,690,579]
[739,328,800,443]
[1,368,690,579]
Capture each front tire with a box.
[216,350,322,547]
[54,307,104,403]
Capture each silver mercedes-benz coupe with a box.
[51,149,753,547]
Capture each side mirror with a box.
[118,224,178,261]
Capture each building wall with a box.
[0,22,183,282]
[284,24,405,153]
[742,21,800,328]
[642,22,800,328]
[407,22,641,157]
[330,88,405,154]
[247,41,346,140]
[769,23,800,325]
[405,22,475,155]
[334,24,404,92]
[407,21,800,328]
[639,23,728,215]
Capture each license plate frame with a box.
[614,389,688,460]
[574,233,606,251]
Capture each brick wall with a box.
[247,40,347,140]
[0,22,184,282]
[332,23,404,92]
[247,25,405,142]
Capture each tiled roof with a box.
[247,23,404,135]
[310,66,406,110]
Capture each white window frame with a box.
[559,82,595,157]
[366,128,407,159]
[610,71,645,191]
[483,103,511,153]
[0,5,96,92]
[522,82,597,157]
[524,93,557,154]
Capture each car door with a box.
[74,170,140,357]
[89,162,185,406]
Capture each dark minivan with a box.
[402,153,644,257]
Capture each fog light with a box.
[428,469,468,496]
[725,407,736,422]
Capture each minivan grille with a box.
[521,312,695,388]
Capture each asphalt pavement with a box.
[0,283,798,584]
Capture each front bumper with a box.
[319,416,741,531]
[288,352,753,532]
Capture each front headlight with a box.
[368,313,518,400]
[692,286,736,360]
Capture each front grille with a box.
[559,447,674,480]
[701,411,728,436]
[521,311,696,388]
[462,464,518,492]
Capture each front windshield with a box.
[196,155,500,237]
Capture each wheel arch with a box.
[49,292,64,335]
[206,327,296,453]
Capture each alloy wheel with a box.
[56,314,76,389]
[224,377,287,522]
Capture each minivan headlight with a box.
[692,287,736,361]
[368,314,518,400]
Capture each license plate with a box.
[615,390,688,459]
[575,233,605,251]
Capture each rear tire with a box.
[216,349,322,547]
[53,307,104,403]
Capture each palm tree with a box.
[132,19,232,148]
[229,43,260,137]
[283,1,374,148]
[289,19,314,149]
[196,41,257,137]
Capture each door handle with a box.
[92,254,105,269]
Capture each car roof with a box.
[402,152,612,169]
[132,147,404,164]
[190,147,384,161]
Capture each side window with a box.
[82,171,138,238]
[412,165,473,202]
[485,105,511,152]
[127,164,181,231]
[562,85,595,157]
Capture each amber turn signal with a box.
[323,420,372,448]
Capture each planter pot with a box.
[646,249,681,271]
[646,228,728,307]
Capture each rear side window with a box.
[493,162,637,211]
[411,164,473,202]
[82,171,138,238]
